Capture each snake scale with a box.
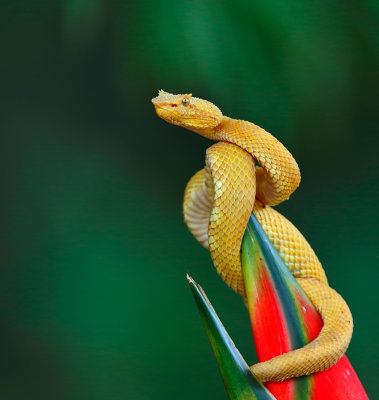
[152,91,353,382]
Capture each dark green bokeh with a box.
[1,1,378,399]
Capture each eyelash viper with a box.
[152,90,353,382]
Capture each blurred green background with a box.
[1,1,378,399]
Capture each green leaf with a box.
[188,274,276,400]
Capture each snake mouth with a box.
[152,90,177,109]
[151,96,161,107]
[151,97,172,113]
[152,101,177,124]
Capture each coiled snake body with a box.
[152,91,353,382]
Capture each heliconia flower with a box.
[241,214,368,400]
[188,213,368,399]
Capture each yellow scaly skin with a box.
[152,91,353,382]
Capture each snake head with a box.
[152,90,223,131]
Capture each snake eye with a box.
[181,97,190,106]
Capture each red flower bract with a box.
[242,215,368,400]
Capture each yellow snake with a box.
[152,90,353,382]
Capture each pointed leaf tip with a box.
[188,275,276,400]
[186,273,195,284]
